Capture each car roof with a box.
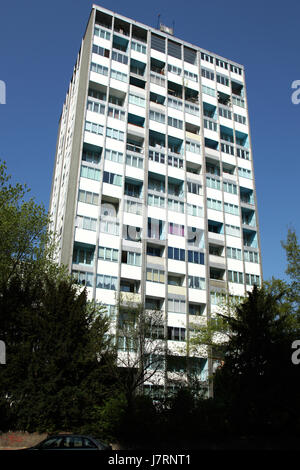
[47,434,97,439]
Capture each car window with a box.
[83,438,97,449]
[73,437,83,448]
[61,436,78,448]
[41,437,63,449]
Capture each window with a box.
[224,202,239,216]
[100,220,119,236]
[204,119,218,132]
[226,224,240,237]
[85,121,103,135]
[201,52,214,64]
[168,298,186,314]
[244,250,259,263]
[234,113,246,125]
[72,270,93,287]
[206,176,220,190]
[221,142,234,155]
[103,171,122,186]
[168,64,182,75]
[105,148,123,163]
[230,64,242,75]
[188,250,204,264]
[129,93,146,107]
[146,268,165,283]
[73,246,94,265]
[238,167,252,179]
[102,304,117,320]
[150,110,165,124]
[77,216,97,231]
[246,273,261,286]
[184,70,198,82]
[90,62,108,76]
[188,276,205,290]
[106,127,124,141]
[124,199,142,215]
[112,50,128,64]
[207,198,222,211]
[168,198,184,213]
[187,203,203,217]
[149,150,165,164]
[168,246,185,261]
[147,245,162,257]
[148,217,165,240]
[126,153,143,169]
[94,26,111,40]
[187,181,201,195]
[80,165,101,181]
[168,222,184,237]
[98,246,119,262]
[219,107,232,120]
[186,140,201,154]
[202,85,215,97]
[87,99,106,115]
[237,148,250,160]
[82,150,101,164]
[185,103,200,116]
[131,40,146,54]
[108,106,125,121]
[151,34,166,53]
[168,116,183,129]
[110,68,127,82]
[96,274,117,290]
[223,181,237,194]
[201,68,214,81]
[227,246,242,260]
[122,251,141,266]
[78,189,99,205]
[168,327,186,342]
[232,95,245,108]
[92,44,110,58]
[228,270,244,284]
[168,154,183,168]
[217,74,229,86]
[148,194,165,208]
[150,72,165,87]
[168,97,183,111]
[168,40,181,60]
[216,59,228,69]
[210,291,226,305]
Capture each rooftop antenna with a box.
[157,14,161,29]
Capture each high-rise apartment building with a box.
[49,4,262,397]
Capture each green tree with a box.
[213,285,300,435]
[0,272,116,432]
[0,161,61,285]
[281,228,300,317]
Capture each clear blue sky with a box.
[0,0,299,282]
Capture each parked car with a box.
[25,434,112,451]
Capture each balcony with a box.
[242,208,256,228]
[151,57,165,75]
[243,228,257,248]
